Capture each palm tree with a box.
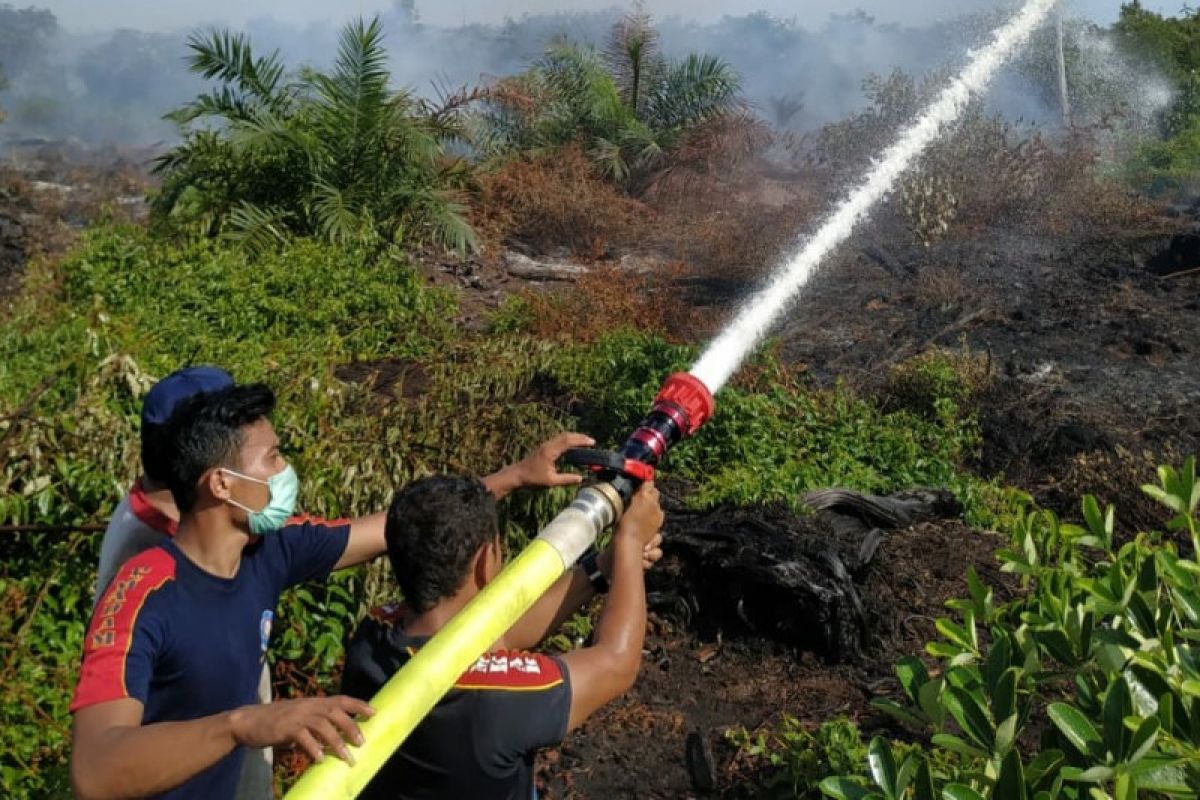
[153,17,476,254]
[476,5,746,190]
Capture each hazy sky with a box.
[35,1,1183,33]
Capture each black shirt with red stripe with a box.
[342,605,572,800]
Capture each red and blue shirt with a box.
[72,519,351,799]
[342,605,572,800]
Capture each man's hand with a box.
[615,481,664,551]
[230,696,374,765]
[641,532,664,570]
[485,432,595,499]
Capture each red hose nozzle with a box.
[653,373,715,438]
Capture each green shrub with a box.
[728,717,871,799]
[820,459,1200,800]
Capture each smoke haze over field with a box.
[0,0,1181,145]
[32,1,1178,32]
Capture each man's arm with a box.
[504,535,664,651]
[558,482,663,731]
[333,432,594,570]
[71,696,372,800]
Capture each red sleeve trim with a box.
[71,548,176,712]
[454,650,565,692]
[128,479,178,536]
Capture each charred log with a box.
[651,488,960,664]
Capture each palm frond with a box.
[604,2,665,118]
[221,202,292,255]
[311,16,392,165]
[311,180,369,246]
[183,29,286,104]
[646,53,743,133]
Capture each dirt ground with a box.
[537,519,1016,798]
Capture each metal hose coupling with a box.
[539,372,715,567]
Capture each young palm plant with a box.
[153,16,476,254]
[475,5,746,191]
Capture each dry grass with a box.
[473,146,650,258]
[519,260,699,343]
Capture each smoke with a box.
[0,1,1180,148]
[690,0,1059,393]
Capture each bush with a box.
[152,17,476,253]
[884,347,993,421]
[728,717,871,799]
[474,145,648,256]
[820,459,1200,800]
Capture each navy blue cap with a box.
[141,366,235,427]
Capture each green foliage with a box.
[886,347,993,421]
[1115,4,1200,192]
[819,461,1200,800]
[475,6,744,189]
[153,16,476,253]
[728,717,871,798]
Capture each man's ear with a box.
[471,542,492,590]
[204,467,234,503]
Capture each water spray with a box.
[691,0,1059,393]
[286,1,1056,795]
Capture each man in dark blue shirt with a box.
[70,384,597,800]
[342,474,664,799]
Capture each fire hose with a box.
[285,372,715,798]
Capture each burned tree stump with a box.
[650,488,960,664]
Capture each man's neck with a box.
[404,588,497,645]
[172,506,249,579]
[138,476,180,523]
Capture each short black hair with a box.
[385,475,499,613]
[161,384,276,513]
[140,422,173,484]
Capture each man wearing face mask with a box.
[68,383,599,800]
[91,366,280,800]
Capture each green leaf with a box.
[896,655,930,704]
[945,687,995,750]
[1034,628,1078,666]
[1102,678,1132,759]
[937,617,977,652]
[1026,749,1066,790]
[868,737,899,799]
[1064,765,1114,783]
[983,634,1012,694]
[1114,772,1134,800]
[871,698,929,731]
[819,776,875,800]
[995,748,1028,800]
[994,713,1019,757]
[1048,703,1103,756]
[918,679,948,727]
[942,785,987,800]
[1125,716,1159,765]
[931,733,989,760]
[991,667,1019,723]
[913,757,936,800]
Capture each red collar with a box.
[129,478,178,536]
